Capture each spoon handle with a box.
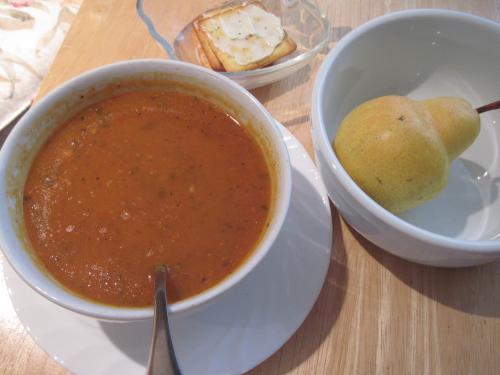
[147,266,182,375]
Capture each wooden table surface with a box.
[1,0,500,374]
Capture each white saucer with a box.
[2,124,332,375]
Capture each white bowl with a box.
[0,59,291,320]
[312,9,500,267]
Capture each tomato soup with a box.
[23,89,272,307]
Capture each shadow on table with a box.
[347,225,500,318]
[251,64,312,104]
[252,205,348,374]
[329,26,352,45]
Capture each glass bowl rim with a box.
[136,0,332,80]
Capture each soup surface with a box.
[23,89,272,307]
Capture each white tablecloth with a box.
[0,0,81,129]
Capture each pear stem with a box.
[476,100,500,114]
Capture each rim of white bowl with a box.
[0,59,292,320]
[312,9,500,254]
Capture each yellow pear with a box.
[422,97,480,160]
[333,95,480,213]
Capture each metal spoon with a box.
[147,265,182,375]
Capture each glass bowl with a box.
[137,0,331,89]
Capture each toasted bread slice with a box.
[192,3,242,71]
[192,30,212,69]
[194,2,297,72]
[192,19,225,71]
[214,32,296,72]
